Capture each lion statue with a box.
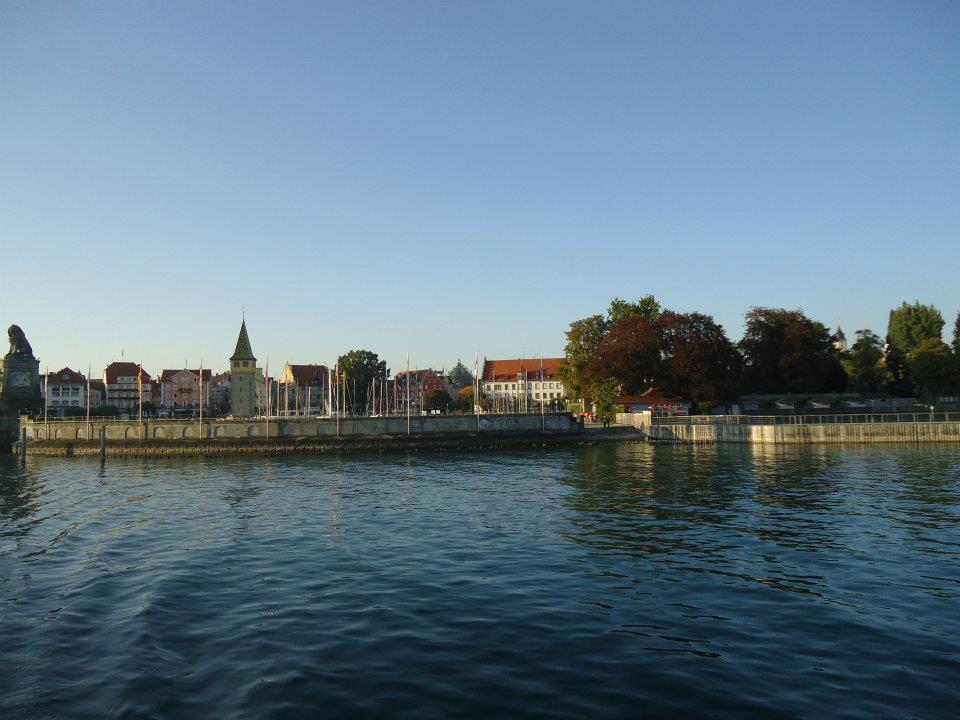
[7,325,33,357]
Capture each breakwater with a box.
[16,412,590,457]
[645,419,960,444]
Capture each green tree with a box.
[658,311,741,405]
[336,350,388,414]
[887,301,944,354]
[952,312,960,356]
[421,388,451,412]
[558,314,608,402]
[588,377,620,423]
[607,295,661,325]
[448,361,473,388]
[739,308,846,394]
[883,337,912,397]
[843,329,884,393]
[907,338,954,402]
[91,405,119,417]
[456,385,475,411]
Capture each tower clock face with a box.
[10,371,31,387]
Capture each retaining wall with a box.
[646,421,960,444]
[17,413,584,456]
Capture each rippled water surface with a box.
[2,444,959,719]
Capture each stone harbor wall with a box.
[17,412,585,456]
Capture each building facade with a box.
[104,362,153,414]
[229,320,258,417]
[43,367,87,416]
[481,358,565,411]
[159,369,212,413]
[278,363,329,416]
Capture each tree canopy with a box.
[907,337,954,402]
[887,301,944,354]
[842,329,884,393]
[421,388,451,412]
[336,350,387,413]
[739,308,846,394]
[447,361,473,387]
[659,311,741,404]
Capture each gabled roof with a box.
[160,369,213,382]
[231,320,256,362]
[481,358,562,382]
[104,362,152,384]
[89,379,105,392]
[619,388,686,404]
[46,367,86,384]
[284,364,329,384]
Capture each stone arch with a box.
[54,427,63,439]
[34,428,43,440]
[153,426,165,439]
[182,426,194,438]
[75,428,85,439]
[247,425,259,437]
[124,426,137,439]
[214,425,225,438]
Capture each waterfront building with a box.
[103,362,153,414]
[393,369,450,412]
[159,369,212,413]
[229,320,258,417]
[481,358,565,410]
[617,388,689,415]
[208,372,231,415]
[43,367,87,416]
[278,363,329,416]
[89,379,106,407]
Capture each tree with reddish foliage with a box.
[658,311,742,404]
[740,308,846,394]
[584,315,664,395]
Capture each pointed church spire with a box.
[231,320,256,362]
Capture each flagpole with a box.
[473,348,480,435]
[406,353,411,435]
[335,360,340,439]
[199,358,204,439]
[86,363,92,440]
[265,359,270,439]
[138,362,143,441]
[540,355,545,430]
[44,365,48,434]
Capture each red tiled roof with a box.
[160,369,213,382]
[286,364,329,384]
[481,358,562,382]
[89,380,106,392]
[619,388,685,404]
[46,367,86,384]
[104,362,152,384]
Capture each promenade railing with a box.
[652,412,960,426]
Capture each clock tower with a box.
[229,319,258,417]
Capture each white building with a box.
[43,367,87,416]
[481,358,565,411]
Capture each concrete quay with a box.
[13,412,641,457]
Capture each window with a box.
[535,393,540,399]
[243,361,249,367]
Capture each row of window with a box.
[486,382,561,391]
[50,400,80,406]
[49,387,81,396]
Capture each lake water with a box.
[1,444,958,719]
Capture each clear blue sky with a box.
[2,1,957,376]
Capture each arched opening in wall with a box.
[183,426,194,438]
[153,426,165,439]
[247,425,258,437]
[34,429,43,440]
[75,428,85,439]
[124,427,137,439]
[54,428,63,439]
[214,426,225,438]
